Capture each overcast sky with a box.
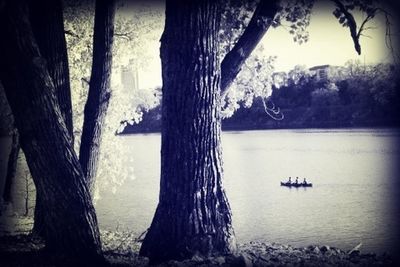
[262,1,394,71]
[130,1,396,89]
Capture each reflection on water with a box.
[95,128,400,254]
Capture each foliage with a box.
[220,0,257,57]
[64,0,95,151]
[274,0,314,44]
[64,1,163,200]
[222,45,276,118]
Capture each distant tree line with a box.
[227,62,400,129]
[122,62,400,134]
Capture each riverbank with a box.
[0,231,394,267]
[119,99,400,135]
[0,215,395,267]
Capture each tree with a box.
[79,0,116,193]
[0,83,19,207]
[0,1,104,263]
[29,0,74,141]
[28,0,74,238]
[139,0,237,262]
[64,1,163,198]
[2,128,19,205]
[139,0,395,262]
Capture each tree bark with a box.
[139,0,237,263]
[79,0,115,193]
[0,2,104,263]
[2,128,20,204]
[29,0,74,141]
[28,0,74,239]
[220,0,280,95]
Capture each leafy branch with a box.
[332,0,378,55]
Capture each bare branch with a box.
[378,8,400,64]
[114,32,131,41]
[356,11,376,39]
[262,97,284,120]
[359,33,373,39]
[64,29,80,38]
[81,77,90,85]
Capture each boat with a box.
[280,181,313,187]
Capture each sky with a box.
[262,1,394,72]
[127,1,396,89]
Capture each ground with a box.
[0,213,395,266]
[0,234,395,266]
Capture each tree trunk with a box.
[79,0,115,193]
[2,128,20,204]
[0,2,104,263]
[28,0,74,239]
[32,191,45,238]
[29,0,74,141]
[220,0,280,95]
[139,0,237,263]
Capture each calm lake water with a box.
[95,128,400,254]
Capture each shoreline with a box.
[118,126,400,135]
[0,216,396,267]
[0,231,395,267]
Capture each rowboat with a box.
[280,181,313,187]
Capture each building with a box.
[309,64,330,80]
[309,65,346,81]
[121,59,139,93]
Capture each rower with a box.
[288,176,292,183]
[295,177,299,184]
[303,178,307,184]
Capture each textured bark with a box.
[31,191,45,238]
[139,0,237,263]
[79,0,115,193]
[220,0,280,95]
[0,2,104,263]
[29,0,74,141]
[2,128,20,203]
[28,0,73,239]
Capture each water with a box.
[95,128,400,254]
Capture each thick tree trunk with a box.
[2,128,20,204]
[29,0,74,141]
[79,0,115,193]
[32,192,45,238]
[220,0,280,95]
[28,0,74,239]
[0,2,104,263]
[139,0,237,263]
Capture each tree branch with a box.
[332,0,361,55]
[64,29,80,38]
[220,0,280,96]
[114,32,131,41]
[356,11,376,39]
[81,77,90,85]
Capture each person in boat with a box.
[303,178,307,185]
[288,177,292,184]
[295,177,299,184]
